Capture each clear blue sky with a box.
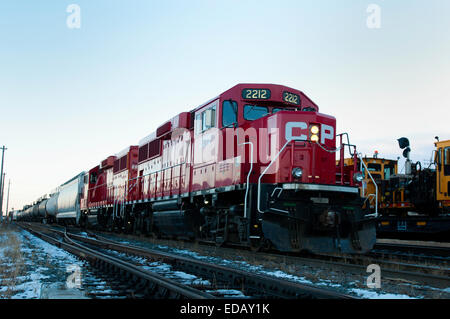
[1,0,449,212]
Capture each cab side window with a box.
[222,100,237,128]
[195,114,202,134]
[195,104,216,135]
[436,148,442,167]
[383,165,395,180]
[202,106,216,131]
[445,147,450,176]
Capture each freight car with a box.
[17,83,377,254]
[55,173,85,224]
[45,192,58,224]
[17,195,48,223]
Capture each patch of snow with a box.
[351,288,418,299]
[208,289,249,298]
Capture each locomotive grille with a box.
[139,144,148,162]
[113,159,120,173]
[148,140,161,158]
[120,156,127,171]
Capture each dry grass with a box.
[0,225,26,298]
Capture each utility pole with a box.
[0,146,6,222]
[6,179,11,219]
[1,173,4,222]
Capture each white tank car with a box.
[56,173,85,225]
[38,199,48,218]
[23,206,33,221]
[32,204,40,219]
[46,193,58,218]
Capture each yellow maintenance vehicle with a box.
[344,138,450,238]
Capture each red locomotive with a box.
[18,83,376,254]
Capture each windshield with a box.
[273,108,295,113]
[243,104,313,121]
[243,105,269,120]
[368,163,382,172]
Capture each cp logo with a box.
[285,122,334,144]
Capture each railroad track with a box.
[19,223,216,299]
[373,240,450,259]
[52,223,450,264]
[76,226,450,291]
[304,252,450,288]
[19,223,355,299]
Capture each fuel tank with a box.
[152,210,197,239]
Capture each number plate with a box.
[242,88,271,100]
[283,91,300,105]
[310,197,329,204]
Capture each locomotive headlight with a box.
[292,167,303,179]
[353,172,364,183]
[310,134,319,143]
[310,125,319,134]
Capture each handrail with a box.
[238,141,253,219]
[105,139,191,217]
[257,139,293,214]
[336,132,358,158]
[257,135,357,214]
[358,153,378,218]
[363,193,377,208]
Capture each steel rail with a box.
[312,253,450,287]
[374,242,450,258]
[19,223,215,299]
[62,229,355,299]
[251,248,450,290]
[89,226,450,290]
[44,223,450,291]
[26,223,355,299]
